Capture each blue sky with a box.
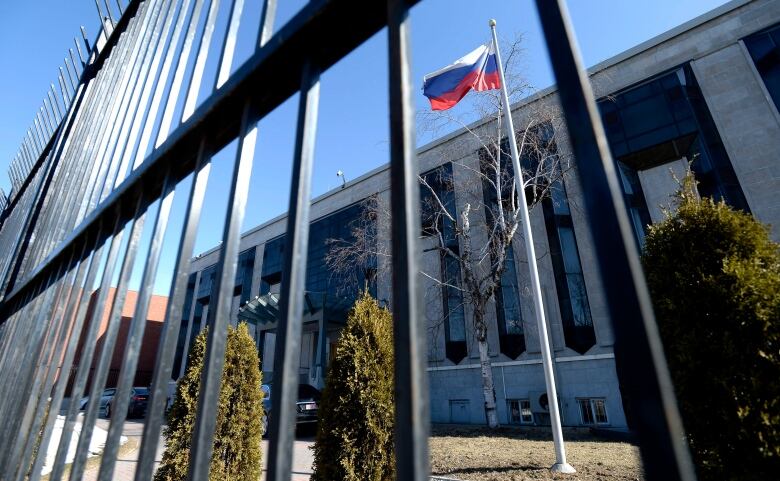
[0,0,729,293]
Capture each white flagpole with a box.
[489,19,575,474]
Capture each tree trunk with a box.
[475,311,499,428]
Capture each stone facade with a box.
[181,0,780,430]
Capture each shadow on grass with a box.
[430,424,637,444]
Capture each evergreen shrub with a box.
[642,176,780,480]
[154,323,263,481]
[311,293,395,481]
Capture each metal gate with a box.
[0,0,696,480]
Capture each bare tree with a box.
[325,36,573,428]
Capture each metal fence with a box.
[0,0,696,480]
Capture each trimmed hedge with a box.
[311,293,395,481]
[154,323,263,481]
[642,177,780,480]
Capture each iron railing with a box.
[0,0,696,480]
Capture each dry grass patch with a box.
[430,425,644,481]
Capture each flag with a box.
[422,43,501,111]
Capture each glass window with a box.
[542,184,596,354]
[745,24,780,110]
[598,65,749,247]
[507,399,533,424]
[593,399,609,424]
[578,399,594,425]
[499,246,523,335]
[261,200,377,322]
[442,254,465,343]
[478,146,527,359]
[171,273,196,379]
[420,163,457,241]
[578,398,609,425]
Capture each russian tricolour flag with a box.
[423,43,501,111]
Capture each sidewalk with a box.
[76,419,314,481]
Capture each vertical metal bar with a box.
[214,0,245,89]
[81,26,92,59]
[5,263,71,479]
[115,0,186,179]
[34,114,46,149]
[96,0,111,30]
[44,222,123,481]
[104,0,116,25]
[69,48,82,80]
[266,60,320,481]
[97,173,175,481]
[48,85,63,119]
[59,70,71,105]
[0,63,92,298]
[187,101,258,481]
[66,202,149,481]
[40,106,53,135]
[43,90,62,125]
[17,240,100,481]
[82,0,164,214]
[134,140,211,481]
[386,1,430,479]
[155,0,210,146]
[533,1,696,480]
[10,246,88,481]
[95,0,175,196]
[180,0,223,122]
[75,37,87,66]
[134,0,202,164]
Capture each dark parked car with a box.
[78,387,150,418]
[261,383,321,436]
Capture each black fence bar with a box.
[266,59,320,481]
[387,0,430,479]
[534,1,696,480]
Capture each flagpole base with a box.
[551,462,576,474]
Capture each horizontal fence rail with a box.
[0,0,693,480]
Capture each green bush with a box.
[642,177,780,480]
[312,293,395,481]
[154,323,263,481]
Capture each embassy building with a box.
[174,0,780,430]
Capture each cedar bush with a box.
[311,293,395,481]
[642,176,780,480]
[154,323,263,481]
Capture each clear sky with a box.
[0,0,730,292]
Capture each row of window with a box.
[451,397,609,426]
[506,398,608,426]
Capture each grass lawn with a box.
[430,425,644,481]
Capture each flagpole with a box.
[489,19,575,474]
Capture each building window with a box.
[530,126,595,355]
[495,245,525,359]
[171,273,196,379]
[745,24,780,111]
[420,163,457,242]
[236,248,256,306]
[421,164,467,363]
[578,398,609,426]
[599,65,749,246]
[441,251,467,363]
[507,399,533,424]
[478,150,526,359]
[260,200,377,319]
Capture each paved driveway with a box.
[78,418,314,481]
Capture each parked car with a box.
[261,383,321,436]
[78,387,150,418]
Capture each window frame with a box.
[577,397,609,426]
[507,398,534,425]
